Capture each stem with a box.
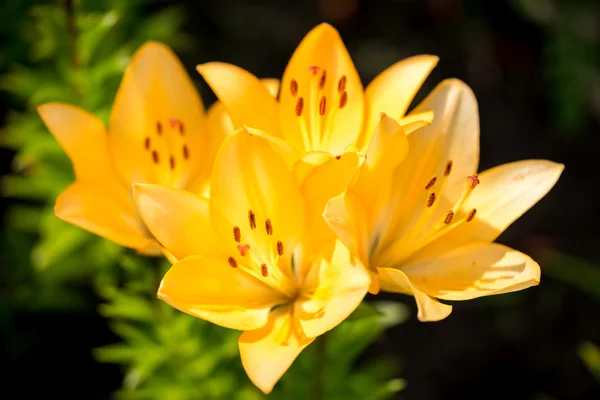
[313,334,327,400]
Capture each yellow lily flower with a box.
[133,129,371,393]
[196,23,437,156]
[324,79,564,322]
[38,42,230,252]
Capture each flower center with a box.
[289,66,349,153]
[225,209,298,299]
[142,118,191,188]
[375,160,480,265]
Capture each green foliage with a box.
[579,341,600,385]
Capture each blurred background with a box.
[1,0,600,399]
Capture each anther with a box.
[237,244,250,256]
[277,240,283,256]
[444,160,453,176]
[466,208,477,222]
[335,155,341,160]
[338,76,347,93]
[319,70,327,90]
[248,210,257,230]
[228,257,238,268]
[261,264,269,277]
[144,137,151,150]
[182,145,189,160]
[233,227,241,243]
[339,92,348,109]
[295,97,304,116]
[319,96,326,116]
[426,192,436,208]
[467,174,480,189]
[308,66,320,76]
[444,210,454,225]
[152,150,159,164]
[156,121,162,135]
[290,79,298,97]
[265,219,273,236]
[425,176,437,190]
[169,156,175,170]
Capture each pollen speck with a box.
[277,240,283,256]
[169,156,175,170]
[261,264,268,277]
[319,70,327,89]
[248,210,257,230]
[425,176,437,190]
[466,208,477,222]
[156,121,162,135]
[426,192,436,208]
[233,226,241,243]
[144,137,151,150]
[319,96,326,116]
[444,210,454,225]
[338,76,347,93]
[339,91,348,109]
[265,219,273,236]
[182,145,189,160]
[228,257,238,268]
[335,155,341,160]
[295,97,304,116]
[152,150,159,164]
[444,160,453,176]
[290,79,298,97]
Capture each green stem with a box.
[151,256,164,323]
[313,334,327,400]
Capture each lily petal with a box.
[297,240,371,337]
[209,129,305,261]
[279,23,364,154]
[197,62,279,135]
[378,267,453,322]
[133,183,224,260]
[360,55,439,151]
[158,255,284,331]
[421,160,564,256]
[56,182,153,250]
[403,243,540,301]
[261,78,281,98]
[239,306,313,394]
[109,41,207,187]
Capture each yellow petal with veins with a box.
[360,55,439,151]
[297,240,370,337]
[158,255,285,331]
[209,129,305,265]
[279,23,364,154]
[378,267,452,322]
[109,41,207,187]
[239,306,313,394]
[197,62,279,135]
[402,242,540,301]
[56,182,153,250]
[134,183,224,260]
[419,160,564,257]
[243,125,302,171]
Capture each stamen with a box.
[156,121,162,135]
[265,219,273,236]
[444,160,453,176]
[338,76,347,93]
[425,176,437,190]
[444,210,454,225]
[319,71,327,90]
[426,192,436,208]
[233,226,241,243]
[261,264,269,277]
[295,97,304,116]
[228,257,238,268]
[290,79,298,97]
[169,156,175,170]
[466,208,477,222]
[169,118,184,135]
[248,210,257,230]
[237,244,250,256]
[277,240,283,256]
[339,92,348,109]
[335,155,341,160]
[144,137,151,150]
[152,150,159,164]
[308,66,320,76]
[467,174,480,189]
[182,145,189,160]
[319,96,326,116]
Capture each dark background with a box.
[2,0,600,399]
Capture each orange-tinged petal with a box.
[109,41,207,188]
[158,255,284,331]
[297,240,370,337]
[239,306,313,394]
[55,182,154,250]
[279,23,364,154]
[197,62,279,135]
[420,160,564,257]
[209,129,305,263]
[38,103,117,183]
[133,183,224,260]
[378,267,452,322]
[402,243,540,301]
[360,55,439,151]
